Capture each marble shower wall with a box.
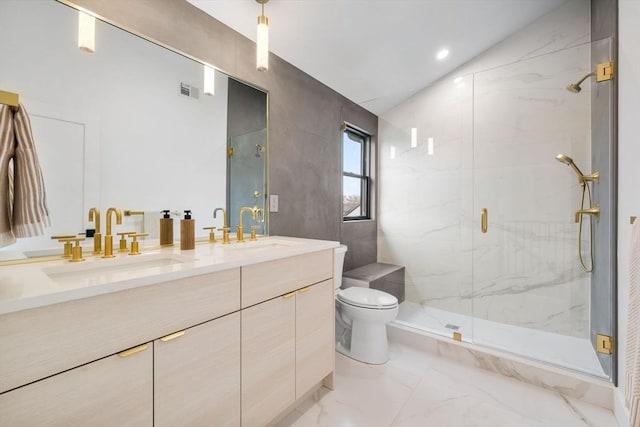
[379,0,592,339]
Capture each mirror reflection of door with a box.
[227,79,268,236]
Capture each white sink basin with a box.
[43,253,196,284]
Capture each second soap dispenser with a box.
[160,210,173,246]
[180,210,195,250]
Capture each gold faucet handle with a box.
[52,235,78,258]
[128,233,148,256]
[117,231,136,252]
[203,226,217,243]
[221,226,231,244]
[57,237,86,262]
[250,226,260,241]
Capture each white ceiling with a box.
[187,0,568,115]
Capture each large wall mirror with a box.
[0,0,268,261]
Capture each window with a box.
[342,125,371,220]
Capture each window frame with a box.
[342,124,371,221]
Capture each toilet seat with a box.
[337,287,398,309]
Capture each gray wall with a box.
[590,0,618,383]
[67,0,378,270]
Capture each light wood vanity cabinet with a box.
[155,312,241,427]
[295,279,335,397]
[241,276,334,427]
[0,342,153,427]
[242,291,297,426]
[0,247,335,427]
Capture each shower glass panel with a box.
[472,42,606,378]
[228,129,267,235]
[378,76,474,341]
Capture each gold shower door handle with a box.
[481,208,488,233]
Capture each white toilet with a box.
[333,245,399,364]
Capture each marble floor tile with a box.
[276,343,618,427]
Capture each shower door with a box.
[228,129,267,235]
[472,41,614,380]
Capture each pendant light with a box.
[78,10,95,53]
[256,0,269,72]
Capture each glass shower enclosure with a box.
[378,39,615,380]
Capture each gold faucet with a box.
[214,208,230,244]
[575,203,600,223]
[103,207,122,258]
[237,207,257,243]
[88,207,101,254]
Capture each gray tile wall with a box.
[68,0,378,269]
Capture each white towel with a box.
[626,219,640,426]
[143,211,161,239]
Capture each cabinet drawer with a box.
[0,341,153,427]
[0,268,240,393]
[241,249,332,308]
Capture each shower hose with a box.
[577,181,595,272]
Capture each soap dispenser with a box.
[180,210,195,250]
[160,210,173,246]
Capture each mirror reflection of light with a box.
[78,11,95,53]
[390,146,396,160]
[436,48,449,60]
[427,137,434,156]
[454,76,463,85]
[410,127,418,148]
[204,65,215,96]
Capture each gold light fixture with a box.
[78,10,95,53]
[204,65,215,96]
[256,0,270,72]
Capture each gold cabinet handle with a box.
[283,291,296,299]
[298,286,311,293]
[118,343,149,358]
[481,208,488,233]
[160,330,186,342]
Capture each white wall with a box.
[616,1,640,425]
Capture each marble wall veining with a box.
[379,0,593,338]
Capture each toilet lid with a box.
[337,287,398,309]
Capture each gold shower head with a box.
[566,71,596,93]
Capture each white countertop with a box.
[0,236,339,315]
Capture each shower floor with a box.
[395,301,606,378]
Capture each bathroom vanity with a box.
[0,237,338,427]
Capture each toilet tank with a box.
[334,245,348,289]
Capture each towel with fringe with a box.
[627,219,640,426]
[0,104,50,248]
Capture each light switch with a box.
[269,194,279,212]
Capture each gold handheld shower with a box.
[556,153,599,273]
[566,71,595,93]
[555,154,600,183]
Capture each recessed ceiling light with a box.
[436,48,449,61]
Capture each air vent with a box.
[179,82,200,100]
